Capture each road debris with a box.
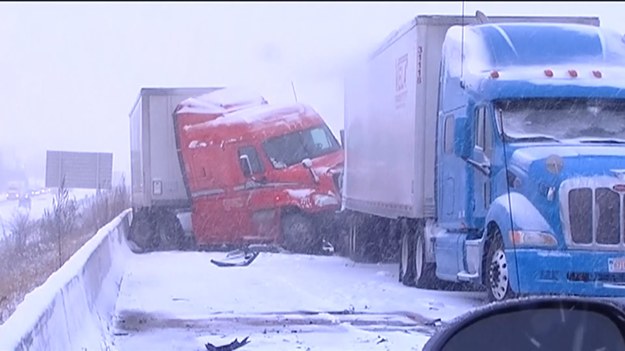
[204,336,250,351]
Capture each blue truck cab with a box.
[435,22,625,301]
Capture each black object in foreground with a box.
[210,251,259,267]
[205,337,250,351]
[423,296,625,351]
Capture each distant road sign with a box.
[45,151,113,189]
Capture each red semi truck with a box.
[128,87,344,253]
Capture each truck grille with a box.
[567,187,623,246]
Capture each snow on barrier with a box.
[0,208,133,351]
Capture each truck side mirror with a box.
[454,116,472,159]
[301,158,319,183]
[340,129,345,147]
[239,154,254,178]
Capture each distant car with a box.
[6,191,19,200]
[18,193,31,209]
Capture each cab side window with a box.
[474,106,493,158]
[444,115,454,154]
[475,107,485,150]
[238,146,264,177]
[484,108,493,158]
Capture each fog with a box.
[0,2,622,185]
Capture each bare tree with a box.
[41,177,79,268]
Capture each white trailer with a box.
[129,88,222,209]
[128,87,221,249]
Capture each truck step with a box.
[457,271,479,282]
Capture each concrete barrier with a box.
[0,208,133,351]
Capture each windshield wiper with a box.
[506,135,560,143]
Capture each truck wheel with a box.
[129,214,157,253]
[282,213,319,254]
[348,215,392,263]
[179,233,197,251]
[399,229,415,286]
[154,211,186,251]
[486,230,516,302]
[414,231,438,289]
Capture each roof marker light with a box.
[490,70,500,79]
[544,69,554,78]
[568,69,578,78]
[593,70,602,78]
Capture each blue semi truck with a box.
[341,13,625,301]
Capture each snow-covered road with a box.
[112,251,486,350]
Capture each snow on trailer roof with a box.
[184,103,315,131]
[128,87,221,117]
[181,103,323,142]
[175,87,268,115]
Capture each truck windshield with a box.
[263,125,340,168]
[496,98,625,143]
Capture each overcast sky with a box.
[0,1,623,180]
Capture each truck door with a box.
[470,105,493,227]
[438,113,466,226]
[435,112,470,279]
[235,145,281,243]
[437,114,464,223]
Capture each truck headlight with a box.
[510,230,557,247]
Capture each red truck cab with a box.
[174,92,343,253]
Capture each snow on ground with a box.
[112,251,485,351]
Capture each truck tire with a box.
[154,213,185,251]
[129,213,157,253]
[347,215,389,263]
[399,227,415,286]
[282,213,319,254]
[179,233,197,251]
[413,230,439,289]
[486,229,516,302]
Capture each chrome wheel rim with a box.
[489,248,509,300]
